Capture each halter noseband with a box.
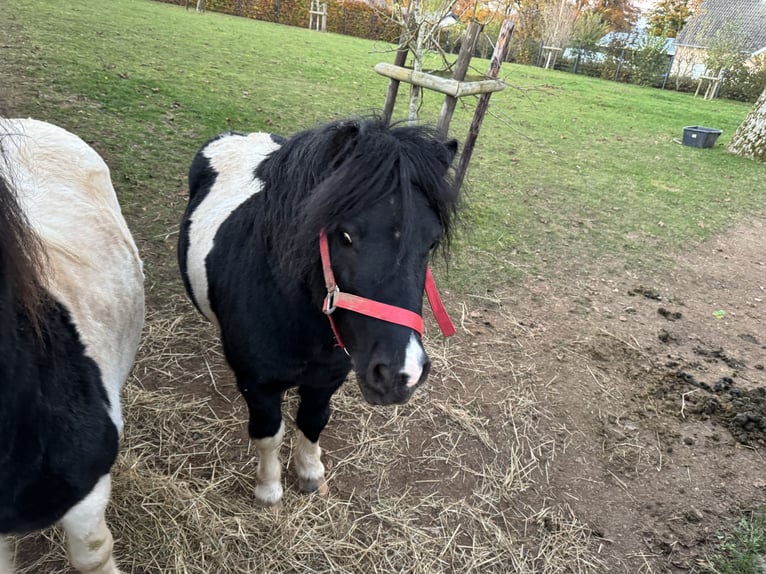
[319,229,456,351]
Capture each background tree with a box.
[541,0,578,66]
[591,0,638,32]
[704,20,748,76]
[728,87,766,162]
[506,0,549,63]
[632,34,669,86]
[570,11,608,51]
[646,0,698,37]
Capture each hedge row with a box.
[156,0,400,41]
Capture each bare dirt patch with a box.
[503,218,766,572]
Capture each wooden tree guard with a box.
[309,0,327,32]
[437,21,483,137]
[381,12,416,125]
[376,19,515,190]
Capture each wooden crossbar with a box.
[374,63,506,98]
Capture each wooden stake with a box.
[375,64,505,98]
[382,15,414,125]
[437,21,483,137]
[454,20,514,192]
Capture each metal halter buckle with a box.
[323,286,339,315]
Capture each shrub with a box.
[632,35,670,87]
[668,74,695,93]
[719,59,766,103]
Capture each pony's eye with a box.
[340,231,353,246]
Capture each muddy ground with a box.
[479,219,766,571]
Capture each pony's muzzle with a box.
[358,353,431,406]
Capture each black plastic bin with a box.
[682,126,722,148]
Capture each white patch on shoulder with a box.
[185,132,281,327]
[402,333,427,387]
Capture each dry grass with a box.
[10,301,608,573]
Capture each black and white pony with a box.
[178,118,460,505]
[0,119,144,573]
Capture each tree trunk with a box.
[728,88,766,162]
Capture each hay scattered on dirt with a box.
[11,302,608,573]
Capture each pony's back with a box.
[0,118,145,431]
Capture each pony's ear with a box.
[326,121,360,168]
[444,138,458,164]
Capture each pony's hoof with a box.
[299,476,329,496]
[254,482,283,506]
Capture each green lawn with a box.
[2,0,764,295]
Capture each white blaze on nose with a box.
[401,333,427,387]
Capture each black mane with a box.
[0,145,46,325]
[255,118,460,279]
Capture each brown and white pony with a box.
[0,118,144,574]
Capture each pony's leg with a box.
[253,420,285,505]
[59,474,119,574]
[0,536,13,574]
[240,382,285,506]
[294,383,342,494]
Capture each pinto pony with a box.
[0,119,144,573]
[178,118,460,505]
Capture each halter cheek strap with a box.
[319,229,456,350]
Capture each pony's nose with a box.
[368,361,394,391]
[367,356,431,390]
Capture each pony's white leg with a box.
[294,431,327,495]
[0,537,13,574]
[254,421,285,506]
[59,475,120,574]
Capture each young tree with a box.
[542,0,578,49]
[646,0,698,38]
[389,0,460,123]
[728,87,766,162]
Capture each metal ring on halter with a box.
[323,286,339,315]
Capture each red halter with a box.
[319,229,456,350]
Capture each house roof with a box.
[675,0,766,53]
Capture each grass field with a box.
[3,0,764,296]
[2,1,766,572]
